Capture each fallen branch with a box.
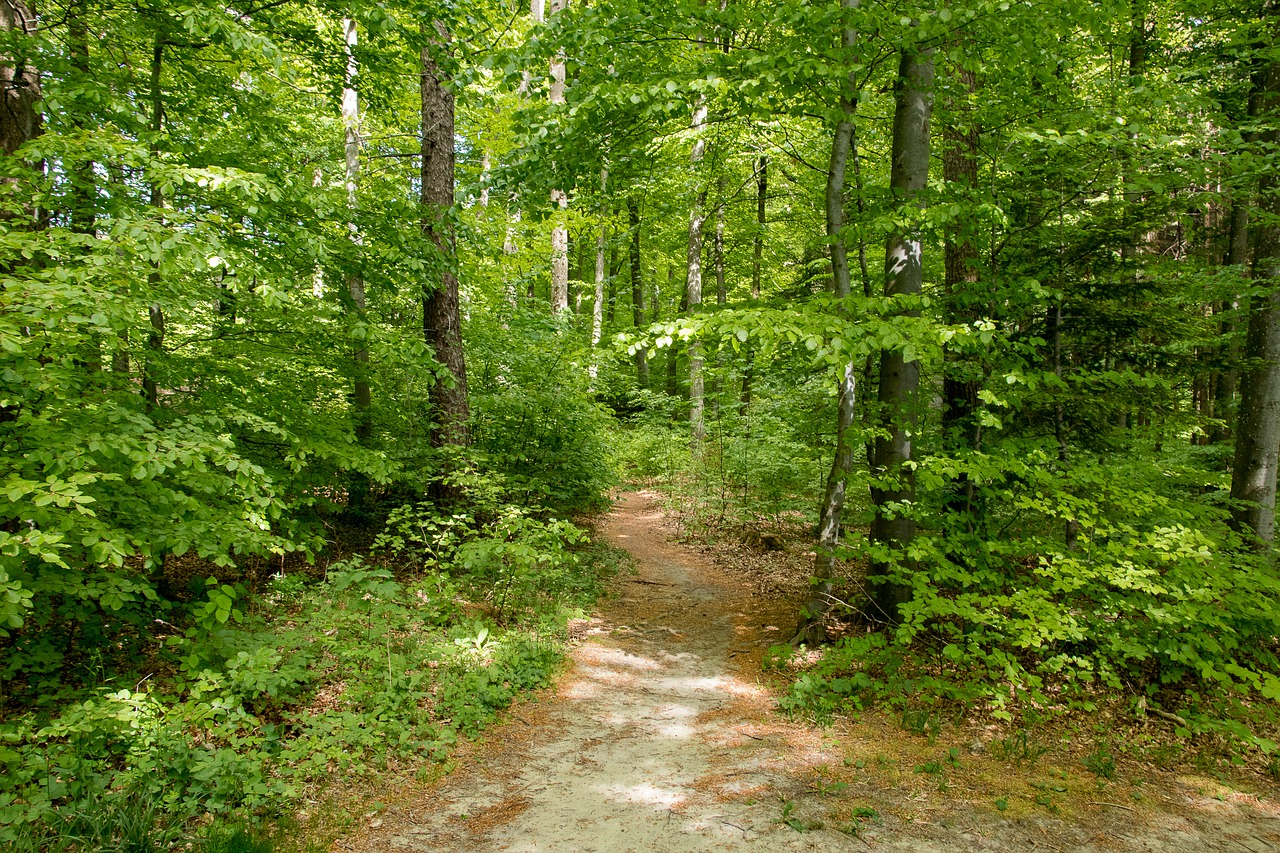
[1086,801,1135,812]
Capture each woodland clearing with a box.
[339,491,1280,853]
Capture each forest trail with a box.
[347,491,1280,853]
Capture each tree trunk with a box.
[628,196,649,388]
[867,44,935,625]
[794,0,859,646]
[941,61,980,526]
[667,268,685,398]
[741,155,766,415]
[548,0,570,313]
[143,36,165,413]
[0,1,39,161]
[1231,45,1280,546]
[342,18,374,513]
[590,169,608,380]
[421,27,470,448]
[687,99,709,445]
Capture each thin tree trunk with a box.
[741,155,766,415]
[628,196,649,388]
[143,35,165,413]
[1212,201,1249,443]
[590,168,608,380]
[667,268,685,398]
[687,99,709,445]
[1231,43,1280,546]
[1049,302,1078,550]
[343,18,373,513]
[548,0,570,313]
[942,61,980,527]
[867,43,935,625]
[606,243,620,328]
[421,26,470,448]
[794,0,859,646]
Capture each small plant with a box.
[1031,780,1067,814]
[899,708,943,742]
[992,728,1048,765]
[995,797,1009,812]
[777,800,805,832]
[202,823,274,853]
[809,779,848,797]
[1083,743,1116,780]
[842,805,880,835]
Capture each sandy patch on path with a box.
[344,490,1280,853]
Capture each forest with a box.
[1,0,1279,849]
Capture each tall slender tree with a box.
[867,40,935,624]
[1231,11,1280,545]
[421,25,470,448]
[795,0,859,645]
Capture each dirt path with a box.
[349,491,1280,853]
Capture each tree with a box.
[794,0,860,646]
[421,24,470,448]
[1230,6,1280,544]
[866,40,934,625]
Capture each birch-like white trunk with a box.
[590,168,608,379]
[548,0,570,313]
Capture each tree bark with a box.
[548,0,570,313]
[342,18,374,513]
[687,98,709,445]
[741,155,767,415]
[867,43,935,625]
[1211,200,1249,443]
[628,196,649,388]
[1231,39,1280,546]
[0,1,39,161]
[421,27,470,448]
[143,35,165,413]
[941,61,980,526]
[590,168,608,380]
[794,0,859,646]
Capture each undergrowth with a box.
[0,470,622,850]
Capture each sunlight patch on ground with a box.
[579,646,663,671]
[650,674,742,696]
[597,781,688,809]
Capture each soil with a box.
[342,490,1280,853]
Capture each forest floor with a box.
[337,489,1280,853]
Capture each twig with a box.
[1149,708,1188,727]
[1086,801,1135,812]
[627,578,674,586]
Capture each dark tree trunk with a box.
[421,29,470,448]
[1231,44,1280,545]
[867,44,935,625]
[628,196,649,388]
[794,0,861,646]
[143,36,165,413]
[741,156,767,415]
[942,62,980,527]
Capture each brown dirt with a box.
[340,490,1280,853]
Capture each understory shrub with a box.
[786,441,1280,757]
[0,501,610,846]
